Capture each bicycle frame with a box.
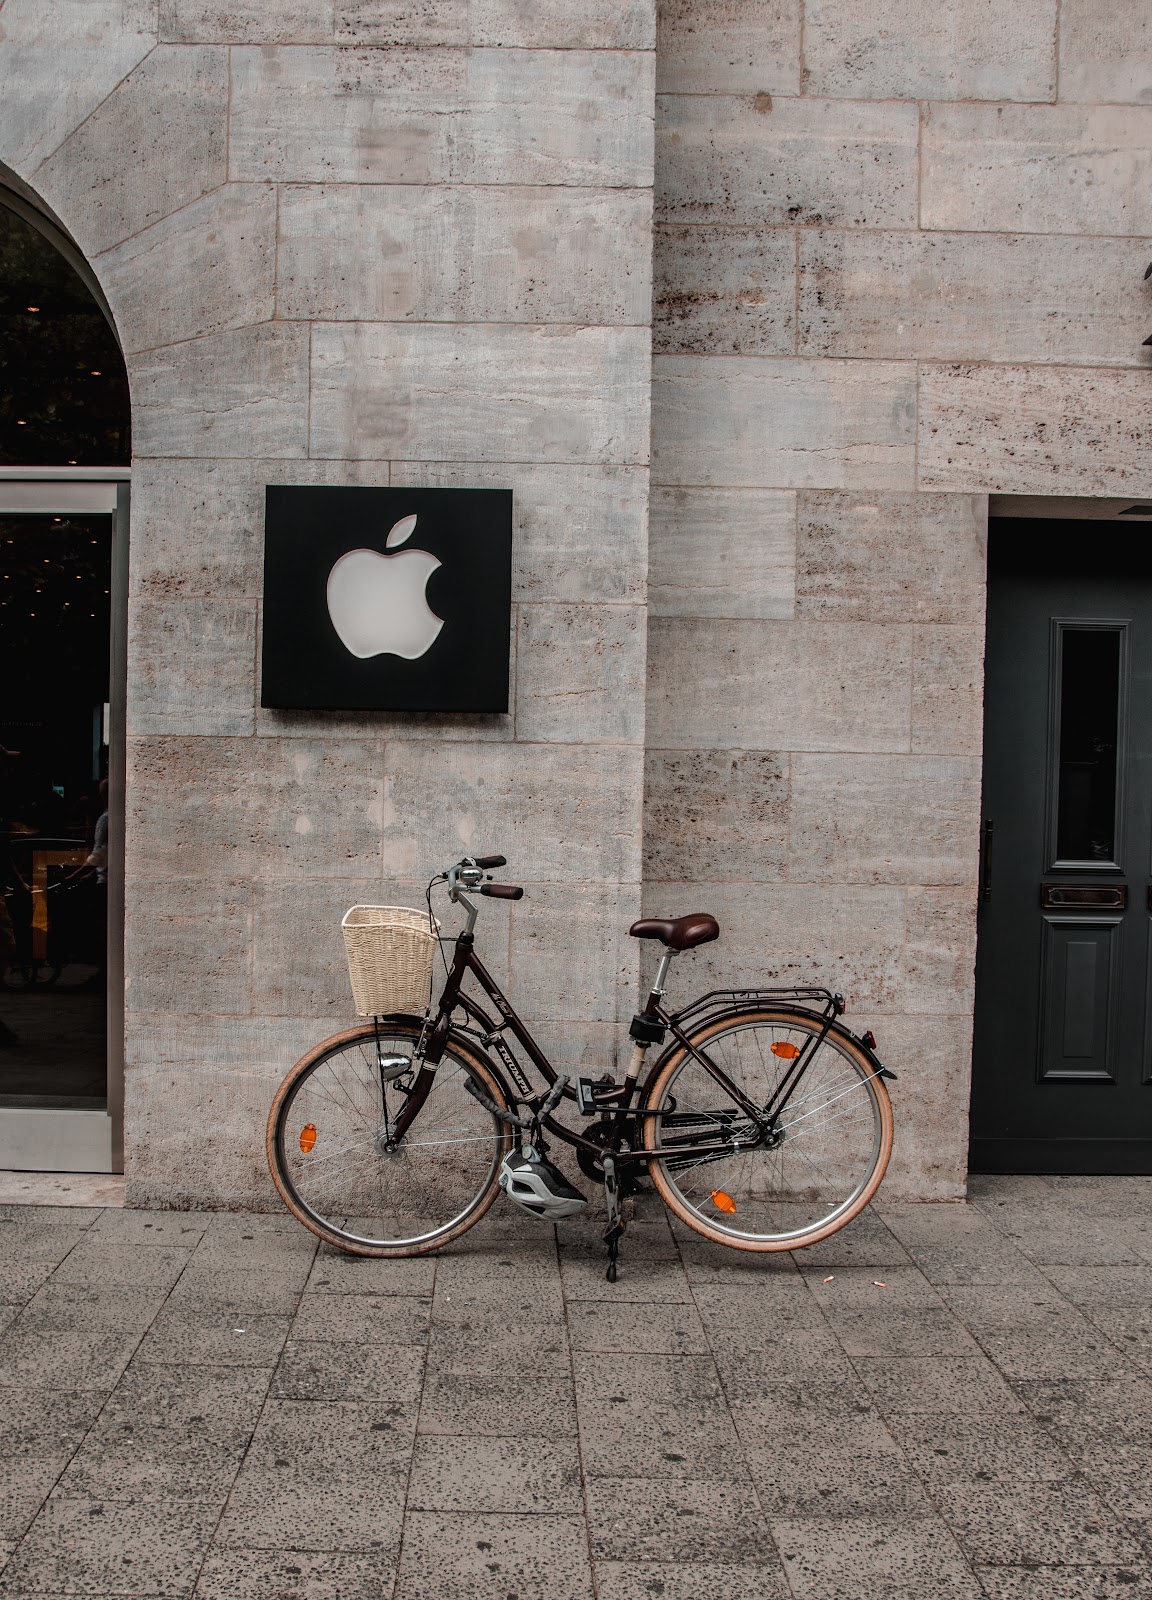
[389,926,851,1169]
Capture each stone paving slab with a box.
[1,1177,1152,1595]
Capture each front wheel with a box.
[267,1020,512,1257]
[641,1008,893,1252]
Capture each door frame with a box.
[0,466,129,1173]
[972,495,1152,1173]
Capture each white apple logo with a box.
[326,514,445,660]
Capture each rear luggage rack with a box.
[671,987,843,1029]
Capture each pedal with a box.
[575,1075,617,1117]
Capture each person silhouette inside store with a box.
[80,777,108,990]
[0,746,22,1045]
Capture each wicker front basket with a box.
[341,905,440,1018]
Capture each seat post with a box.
[650,948,675,1003]
[622,948,676,1084]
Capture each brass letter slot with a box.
[1040,884,1127,910]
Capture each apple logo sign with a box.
[261,484,512,712]
[325,514,444,661]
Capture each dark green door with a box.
[971,520,1152,1173]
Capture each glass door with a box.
[0,476,125,1171]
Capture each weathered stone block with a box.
[643,879,908,1011]
[643,749,789,882]
[380,742,643,883]
[127,599,258,737]
[130,323,309,459]
[392,463,649,606]
[310,324,651,464]
[918,364,1152,495]
[656,0,801,95]
[277,184,652,327]
[256,705,513,745]
[160,0,655,49]
[802,0,1057,102]
[911,625,986,758]
[852,1013,971,1200]
[654,225,795,356]
[515,604,646,745]
[505,882,640,1025]
[230,46,654,188]
[509,1020,633,1083]
[1058,0,1152,105]
[921,103,1152,236]
[657,95,918,227]
[649,487,796,619]
[125,878,253,1016]
[99,185,276,354]
[652,357,916,490]
[903,887,979,1015]
[127,737,385,880]
[799,231,1152,368]
[788,754,981,886]
[646,617,912,752]
[124,1013,323,1073]
[0,0,155,173]
[250,877,399,1020]
[34,46,228,257]
[795,492,986,625]
[123,1055,288,1210]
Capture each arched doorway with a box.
[0,180,130,1172]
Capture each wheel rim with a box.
[647,1015,889,1245]
[273,1029,506,1251]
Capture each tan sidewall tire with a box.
[266,1021,512,1257]
[641,1009,894,1253]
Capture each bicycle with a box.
[267,855,897,1279]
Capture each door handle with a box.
[1041,884,1127,910]
[980,819,994,902]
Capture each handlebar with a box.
[444,855,523,925]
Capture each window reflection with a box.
[1056,628,1120,864]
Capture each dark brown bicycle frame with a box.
[388,930,845,1167]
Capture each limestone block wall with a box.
[0,2,657,1205]
[649,0,1152,1199]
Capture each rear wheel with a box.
[267,1020,511,1257]
[642,1008,892,1252]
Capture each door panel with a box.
[1037,913,1120,1080]
[971,520,1152,1173]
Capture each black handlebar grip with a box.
[480,883,524,900]
[472,854,507,869]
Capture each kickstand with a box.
[602,1154,625,1283]
[603,1223,624,1283]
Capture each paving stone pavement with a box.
[2,1175,1152,1597]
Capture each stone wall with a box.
[648,0,1152,1199]
[0,1,656,1205]
[5,0,1152,1205]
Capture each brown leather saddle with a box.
[627,912,720,951]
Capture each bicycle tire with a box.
[267,1018,512,1257]
[641,1007,893,1252]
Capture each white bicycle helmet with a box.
[498,1145,587,1219]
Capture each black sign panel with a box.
[261,485,512,711]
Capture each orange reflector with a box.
[299,1123,317,1153]
[710,1190,737,1214]
[771,1041,801,1059]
